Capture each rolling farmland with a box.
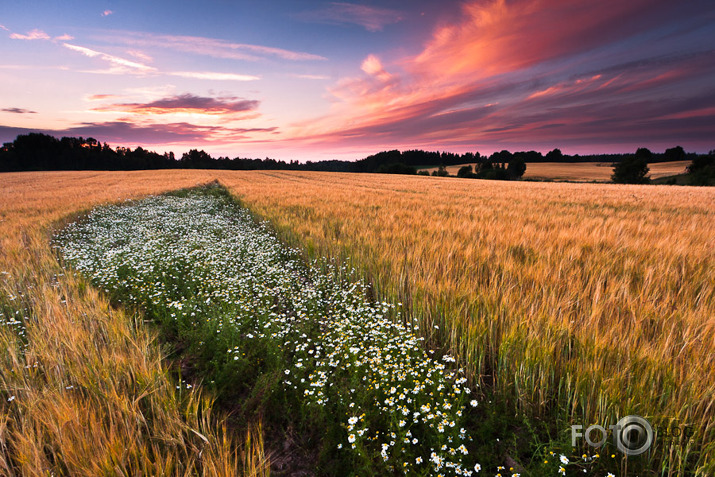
[1,170,713,475]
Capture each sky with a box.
[1,0,714,161]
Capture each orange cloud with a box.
[411,0,657,79]
[87,94,119,101]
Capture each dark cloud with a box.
[294,3,403,32]
[0,121,278,146]
[2,107,37,114]
[93,94,260,115]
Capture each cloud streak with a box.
[295,3,403,32]
[96,31,327,62]
[63,43,156,73]
[0,121,278,147]
[11,30,259,81]
[7,28,72,42]
[92,93,260,116]
[2,108,37,114]
[10,29,50,40]
[169,71,260,82]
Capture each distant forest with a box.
[0,133,711,180]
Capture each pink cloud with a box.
[102,10,113,17]
[291,74,330,80]
[10,29,50,40]
[169,71,260,82]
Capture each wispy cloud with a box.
[169,71,260,81]
[12,31,259,81]
[6,28,73,42]
[63,43,156,73]
[126,49,153,63]
[95,31,327,62]
[1,107,37,114]
[92,93,260,116]
[102,10,113,17]
[0,121,278,146]
[87,94,119,101]
[9,29,50,40]
[291,74,330,80]
[295,2,403,32]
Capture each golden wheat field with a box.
[0,171,269,476]
[222,171,714,473]
[1,170,713,474]
[425,160,691,181]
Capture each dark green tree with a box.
[612,148,651,184]
[457,165,475,178]
[432,165,449,177]
[375,163,417,174]
[507,156,527,179]
[545,148,564,162]
[686,151,715,185]
[664,146,686,162]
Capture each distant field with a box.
[424,160,690,181]
[2,170,713,474]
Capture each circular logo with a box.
[615,415,654,456]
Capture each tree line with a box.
[0,133,712,184]
[611,147,714,185]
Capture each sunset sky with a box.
[1,0,714,161]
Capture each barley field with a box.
[425,161,691,181]
[1,170,713,475]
